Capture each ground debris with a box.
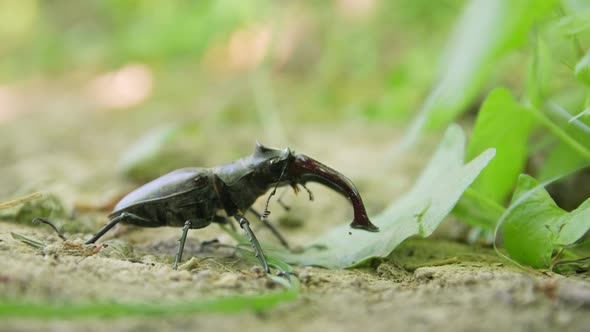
[177,256,201,271]
[214,272,241,288]
[376,261,412,283]
[297,267,329,287]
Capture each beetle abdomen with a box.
[110,187,220,227]
[112,168,213,214]
[109,167,221,228]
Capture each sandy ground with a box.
[1,108,590,332]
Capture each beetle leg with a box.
[173,220,192,270]
[85,212,149,244]
[249,208,290,250]
[234,213,270,273]
[32,217,67,241]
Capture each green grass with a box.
[0,281,299,319]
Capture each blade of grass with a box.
[0,192,42,210]
[0,280,299,319]
[10,232,46,249]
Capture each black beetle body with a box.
[83,142,378,272]
[110,168,220,229]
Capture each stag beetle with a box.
[37,142,378,273]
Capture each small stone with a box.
[350,278,363,288]
[178,257,200,271]
[298,267,327,286]
[298,267,313,282]
[413,267,436,282]
[214,273,240,288]
[249,265,265,277]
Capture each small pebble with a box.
[178,257,200,271]
[214,273,240,288]
[249,265,266,277]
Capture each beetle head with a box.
[285,152,379,232]
[214,141,293,188]
[253,141,291,161]
[253,141,379,232]
[250,141,294,184]
[217,141,378,232]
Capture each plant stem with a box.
[528,106,590,160]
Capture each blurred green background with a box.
[0,0,463,126]
[2,0,589,211]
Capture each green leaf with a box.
[537,102,590,181]
[453,88,532,230]
[452,188,505,231]
[556,8,590,36]
[503,174,590,268]
[503,175,566,268]
[554,198,590,247]
[538,142,588,180]
[466,88,534,203]
[273,125,495,268]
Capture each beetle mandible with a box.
[73,142,379,272]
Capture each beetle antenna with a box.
[262,159,289,220]
[262,188,277,220]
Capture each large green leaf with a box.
[466,88,533,203]
[453,88,533,230]
[273,125,495,268]
[503,174,590,268]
